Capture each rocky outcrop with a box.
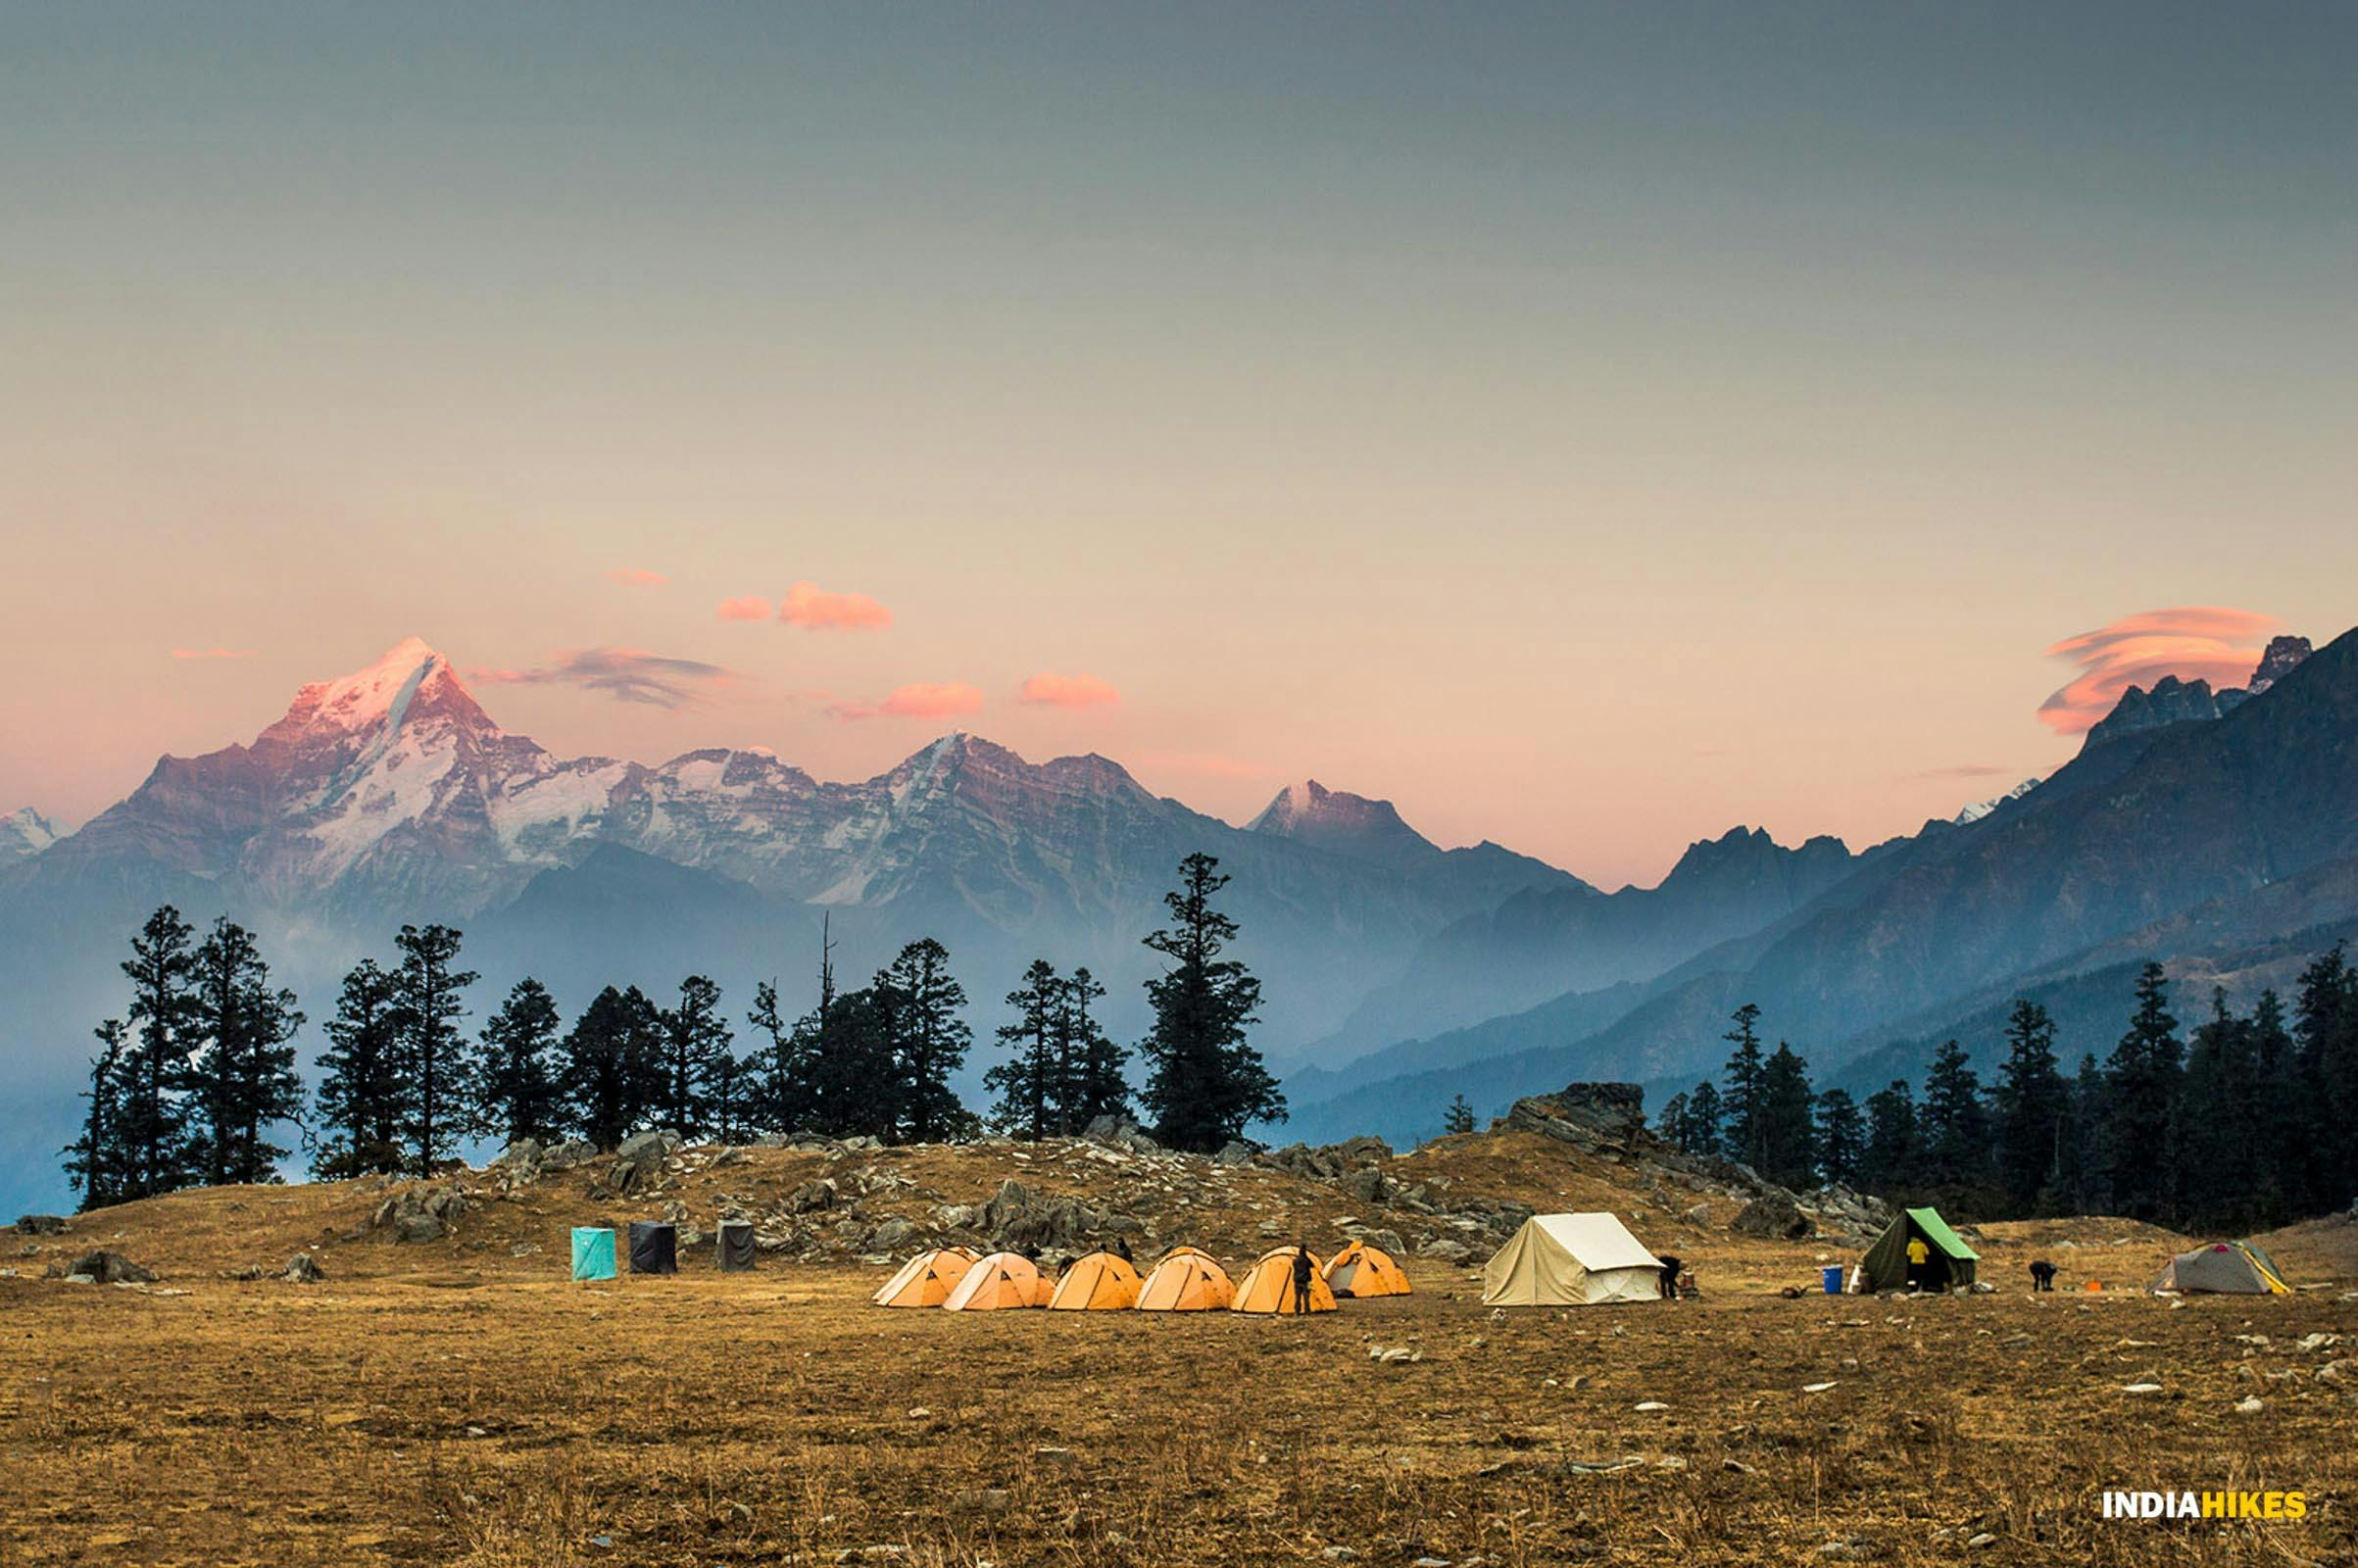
[977,1177,1137,1254]
[279,1253,327,1284]
[1258,1137,1391,1180]
[601,1130,684,1196]
[1082,1115,1162,1156]
[62,1250,155,1284]
[372,1184,469,1243]
[1730,1190,1815,1241]
[1796,1184,1895,1247]
[14,1214,69,1236]
[1499,1083,1646,1152]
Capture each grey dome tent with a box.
[715,1219,757,1272]
[628,1221,678,1275]
[1856,1206,1978,1292]
[2151,1240,2288,1295]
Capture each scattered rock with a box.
[950,1489,1011,1515]
[2235,1396,2263,1415]
[66,1250,155,1285]
[1634,1400,1669,1413]
[372,1184,468,1243]
[14,1214,69,1236]
[278,1253,326,1284]
[1213,1141,1257,1167]
[2121,1383,2164,1396]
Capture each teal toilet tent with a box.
[571,1226,616,1281]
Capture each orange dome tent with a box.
[1135,1246,1235,1311]
[943,1250,1051,1310]
[1232,1247,1338,1314]
[1324,1239,1411,1298]
[1048,1250,1144,1310]
[872,1246,980,1308]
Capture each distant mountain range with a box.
[1281,628,2352,1144]
[2,626,2348,1210]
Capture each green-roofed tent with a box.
[1857,1206,1979,1292]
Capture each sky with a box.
[1,3,2351,890]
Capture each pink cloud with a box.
[715,596,773,621]
[605,568,668,588]
[171,647,256,661]
[779,580,892,631]
[2039,606,2277,734]
[1019,671,1121,710]
[827,682,984,721]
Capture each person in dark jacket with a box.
[1290,1247,1315,1313]
[2028,1259,2056,1293]
[1656,1253,1684,1300]
[1112,1236,1134,1263]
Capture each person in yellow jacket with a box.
[1905,1235,1932,1292]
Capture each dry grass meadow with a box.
[5,1137,2354,1567]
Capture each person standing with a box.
[1655,1252,1683,1300]
[1290,1246,1314,1314]
[1905,1234,1932,1292]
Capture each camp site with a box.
[11,1095,2356,1567]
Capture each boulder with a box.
[1500,1083,1646,1152]
[69,1250,155,1285]
[14,1214,69,1236]
[786,1179,839,1214]
[539,1140,599,1173]
[489,1138,544,1173]
[865,1218,916,1251]
[372,1183,470,1243]
[1338,1166,1393,1205]
[1796,1183,1895,1246]
[1213,1140,1258,1167]
[604,1129,682,1194]
[279,1253,326,1284]
[980,1177,1109,1253]
[1082,1115,1163,1156]
[1730,1189,1816,1242]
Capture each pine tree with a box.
[872,938,971,1143]
[118,906,200,1200]
[475,978,564,1149]
[2056,1053,2106,1213]
[2177,988,2262,1228]
[63,1020,130,1211]
[1137,853,1285,1152]
[312,958,408,1178]
[1814,1088,1866,1185]
[2291,944,2357,1212]
[988,959,1063,1140]
[805,986,898,1140]
[656,975,730,1139]
[1061,967,1130,1128]
[746,979,812,1134]
[559,985,664,1150]
[2100,962,2183,1221]
[1990,1000,2068,1213]
[185,917,307,1186]
[1718,1004,1769,1171]
[2246,989,2300,1225]
[1444,1094,1478,1138]
[392,923,477,1174]
[707,1046,758,1146]
[1860,1079,1918,1190]
[1678,1080,1725,1156]
[1919,1039,1989,1191]
[1757,1041,1817,1189]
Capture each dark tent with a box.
[715,1220,757,1273]
[628,1221,678,1275]
[1857,1206,1978,1292]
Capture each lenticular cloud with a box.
[2039,607,2275,735]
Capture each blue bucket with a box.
[1822,1265,1843,1296]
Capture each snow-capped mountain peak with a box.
[259,637,490,748]
[0,807,60,866]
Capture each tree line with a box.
[1654,948,2358,1232]
[63,852,1286,1210]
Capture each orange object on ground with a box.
[872,1247,979,1308]
[1232,1247,1338,1314]
[1048,1250,1144,1310]
[943,1251,1048,1310]
[1324,1240,1411,1298]
[1135,1246,1235,1311]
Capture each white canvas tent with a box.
[1482,1212,1663,1306]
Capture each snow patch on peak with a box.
[274,638,454,738]
[1953,777,2041,826]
